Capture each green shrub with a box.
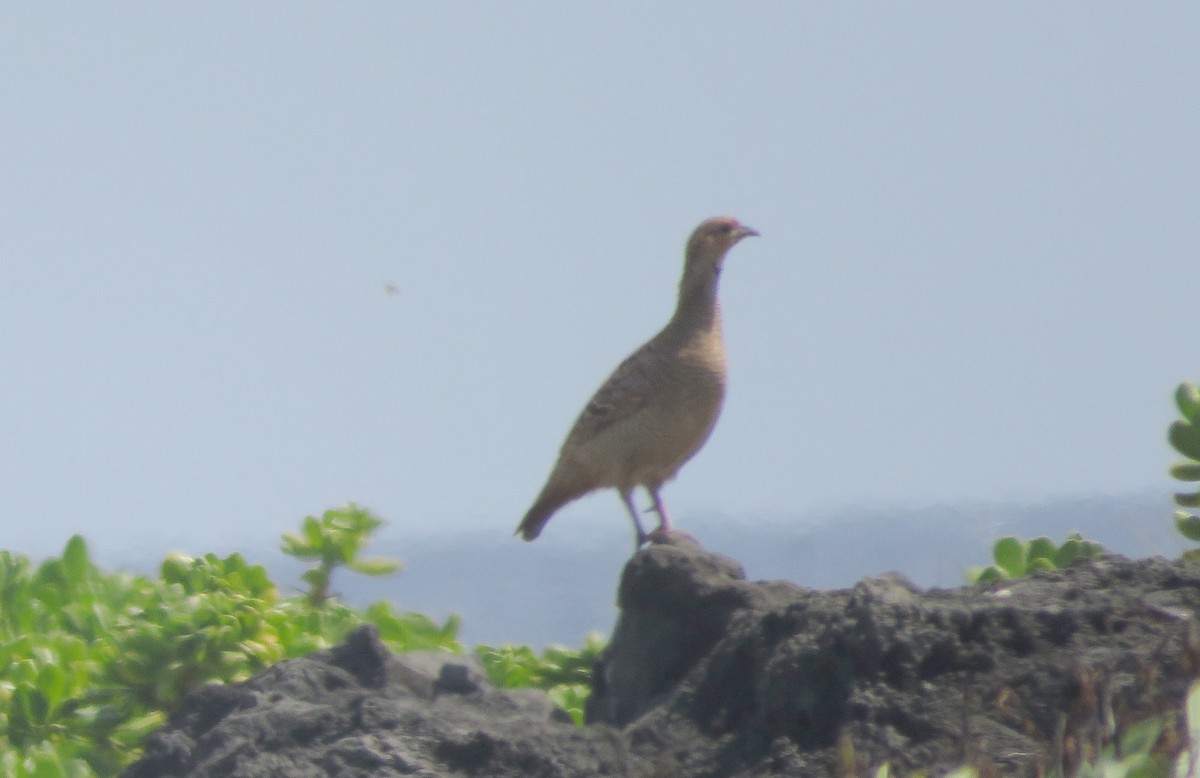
[476,633,605,725]
[1169,381,1200,556]
[0,508,459,776]
[281,503,403,607]
[968,532,1104,583]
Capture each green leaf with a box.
[1172,463,1200,482]
[941,769,978,778]
[1177,381,1200,421]
[1028,557,1057,573]
[280,536,322,560]
[1117,753,1164,778]
[118,710,168,742]
[1170,420,1200,462]
[1177,492,1200,509]
[301,568,328,589]
[441,613,463,643]
[16,685,49,725]
[13,657,40,685]
[160,553,192,583]
[335,537,359,565]
[1055,539,1087,567]
[1118,715,1165,757]
[993,537,1027,577]
[972,566,1005,583]
[29,750,68,778]
[1175,511,1200,541]
[1186,679,1200,745]
[36,663,67,713]
[61,535,91,586]
[302,516,325,547]
[347,558,402,577]
[1027,536,1058,563]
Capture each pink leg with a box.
[647,488,673,542]
[620,490,649,547]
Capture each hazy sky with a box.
[2,5,1197,560]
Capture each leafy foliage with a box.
[1169,381,1200,556]
[1077,716,1171,778]
[280,503,403,607]
[968,532,1104,583]
[0,511,458,777]
[17,474,1198,777]
[476,633,606,725]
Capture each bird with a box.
[516,216,759,546]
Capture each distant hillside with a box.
[110,491,1185,647]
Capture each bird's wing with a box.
[562,346,661,449]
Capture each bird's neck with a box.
[668,266,723,335]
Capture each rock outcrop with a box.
[125,536,1200,777]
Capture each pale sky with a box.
[2,5,1197,560]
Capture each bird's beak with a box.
[737,225,760,239]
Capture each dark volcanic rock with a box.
[125,537,1200,777]
[589,536,1200,776]
[123,625,647,778]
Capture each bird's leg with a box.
[647,487,673,543]
[620,490,649,547]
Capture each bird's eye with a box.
[718,223,734,235]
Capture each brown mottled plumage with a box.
[516,216,758,546]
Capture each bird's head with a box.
[686,216,759,262]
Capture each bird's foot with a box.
[647,526,688,544]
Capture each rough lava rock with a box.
[125,536,1200,777]
[122,626,647,778]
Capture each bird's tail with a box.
[515,501,553,541]
[516,479,589,541]
[515,492,566,541]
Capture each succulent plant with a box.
[1169,381,1200,545]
